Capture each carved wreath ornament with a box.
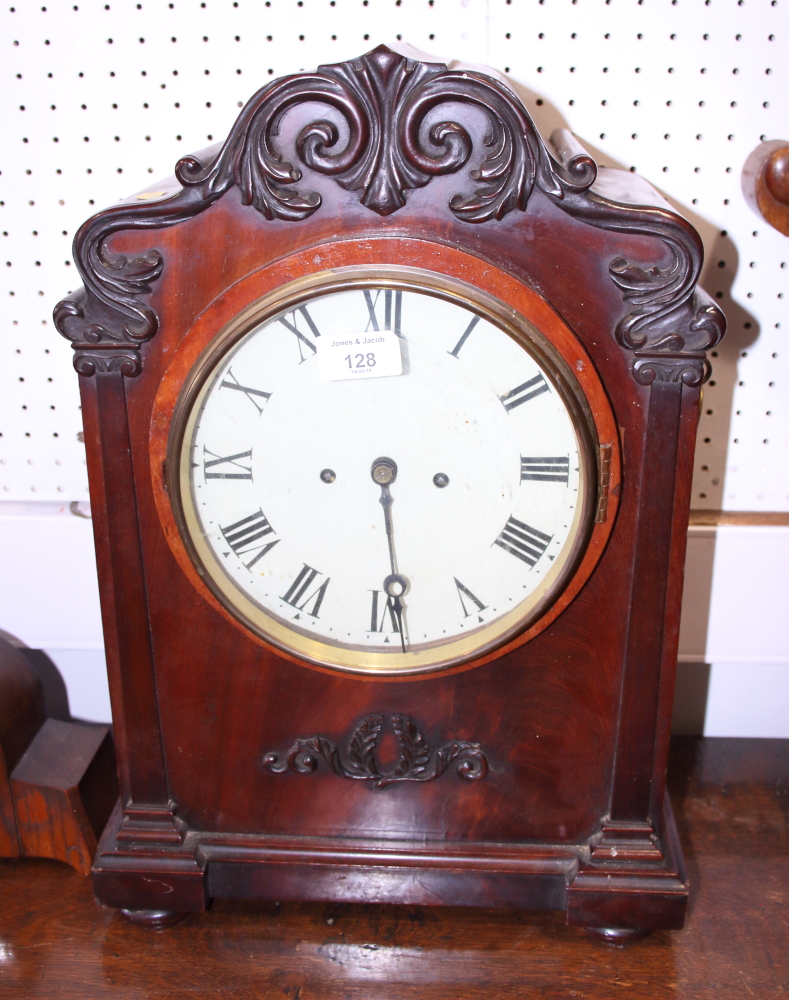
[263,714,489,790]
[54,44,724,383]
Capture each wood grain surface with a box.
[1,736,786,999]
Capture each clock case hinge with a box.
[595,443,613,524]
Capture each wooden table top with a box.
[1,736,787,999]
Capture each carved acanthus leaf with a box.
[263,713,489,789]
[171,45,597,222]
[53,192,208,376]
[541,182,726,379]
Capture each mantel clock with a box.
[55,46,725,941]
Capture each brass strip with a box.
[689,510,789,527]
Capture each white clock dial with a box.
[176,279,593,673]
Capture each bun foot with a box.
[584,926,652,946]
[120,908,187,929]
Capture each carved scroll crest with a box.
[54,44,724,382]
[263,713,489,789]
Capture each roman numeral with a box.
[279,306,321,363]
[447,315,480,358]
[369,590,401,633]
[493,516,553,567]
[203,447,253,480]
[220,509,279,569]
[520,456,570,484]
[281,564,330,618]
[220,368,272,415]
[499,373,549,411]
[454,578,488,619]
[363,290,402,337]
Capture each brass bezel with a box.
[168,265,598,675]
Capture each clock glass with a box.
[172,271,596,674]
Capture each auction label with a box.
[317,329,403,382]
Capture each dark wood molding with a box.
[589,817,663,862]
[92,373,175,839]
[648,386,699,826]
[116,801,185,845]
[567,794,687,933]
[609,379,683,825]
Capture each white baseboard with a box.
[3,504,788,737]
[673,662,789,737]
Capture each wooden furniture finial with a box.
[742,140,789,236]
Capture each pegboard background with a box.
[2,0,787,507]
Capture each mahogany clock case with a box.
[54,47,725,933]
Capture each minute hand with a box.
[379,483,397,577]
[371,458,408,652]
